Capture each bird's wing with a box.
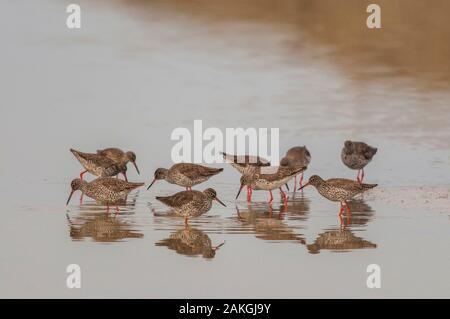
[258,172,280,182]
[93,178,143,192]
[326,178,356,188]
[259,166,279,175]
[174,164,222,179]
[72,150,116,168]
[326,178,374,192]
[156,191,198,207]
[97,148,124,160]
[96,149,108,156]
[278,165,305,177]
[222,152,270,166]
[256,166,296,181]
[95,155,119,168]
[195,165,224,177]
[363,151,372,160]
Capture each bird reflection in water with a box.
[286,193,310,222]
[307,199,376,254]
[155,226,225,259]
[66,201,143,242]
[235,203,306,244]
[345,198,374,226]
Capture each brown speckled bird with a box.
[66,177,144,209]
[280,146,311,189]
[222,152,271,201]
[341,140,377,183]
[148,163,223,191]
[298,175,377,216]
[70,149,128,181]
[97,147,140,175]
[237,165,306,204]
[156,188,226,224]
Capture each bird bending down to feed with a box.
[156,188,226,225]
[221,152,271,200]
[147,163,223,191]
[341,141,377,183]
[236,165,306,204]
[97,147,140,175]
[70,149,128,181]
[66,177,144,211]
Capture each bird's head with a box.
[204,188,226,207]
[125,151,140,174]
[147,168,168,190]
[298,175,323,191]
[66,178,87,205]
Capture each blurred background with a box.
[0,0,449,298]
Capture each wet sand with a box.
[0,0,449,298]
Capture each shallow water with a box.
[1,0,450,298]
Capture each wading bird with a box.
[341,141,377,183]
[148,163,223,191]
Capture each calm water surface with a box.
[1,0,450,298]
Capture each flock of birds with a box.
[66,141,378,224]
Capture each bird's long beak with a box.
[297,182,310,191]
[215,197,227,207]
[66,190,75,205]
[236,183,244,199]
[285,183,290,191]
[213,241,226,251]
[132,161,140,175]
[147,179,156,190]
[122,172,128,182]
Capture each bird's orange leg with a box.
[268,190,274,204]
[79,170,88,180]
[293,175,297,192]
[79,170,87,204]
[299,172,304,189]
[338,204,344,216]
[184,216,189,226]
[357,169,365,183]
[279,187,287,203]
[246,186,253,202]
[344,202,351,224]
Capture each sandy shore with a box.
[364,186,450,213]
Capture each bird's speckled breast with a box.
[174,197,212,217]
